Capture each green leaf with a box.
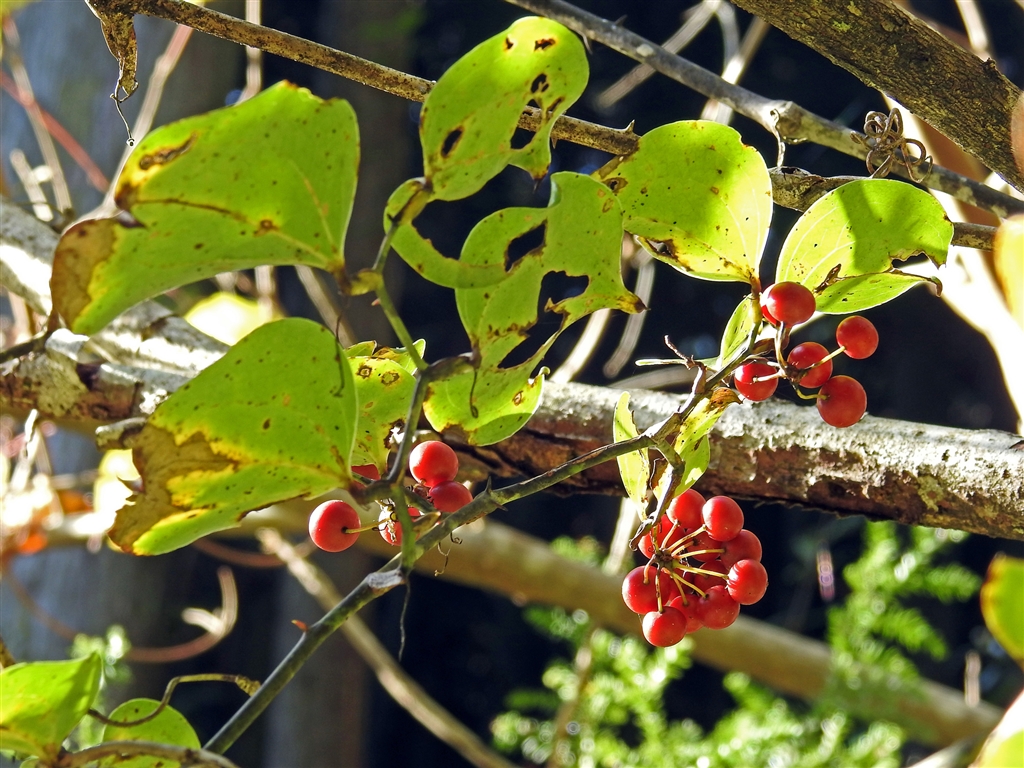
[51,82,359,335]
[973,689,1024,768]
[776,178,952,313]
[980,553,1024,667]
[109,319,357,555]
[0,654,102,761]
[423,172,641,444]
[418,16,587,201]
[614,392,650,515]
[349,344,418,471]
[656,388,739,501]
[98,699,200,768]
[595,121,772,283]
[715,295,758,370]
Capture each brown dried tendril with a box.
[851,108,932,181]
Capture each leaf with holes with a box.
[349,344,418,472]
[614,392,650,515]
[0,655,102,762]
[595,121,772,284]
[98,699,200,768]
[423,172,641,444]
[656,388,739,501]
[384,16,588,288]
[981,553,1024,668]
[51,82,358,335]
[419,16,587,201]
[109,319,357,555]
[776,178,951,313]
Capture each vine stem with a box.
[58,741,240,768]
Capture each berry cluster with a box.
[733,281,879,428]
[308,440,473,552]
[623,489,766,647]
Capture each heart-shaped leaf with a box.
[423,172,641,444]
[349,344,418,472]
[776,178,951,313]
[52,82,359,335]
[595,121,772,284]
[0,655,102,761]
[110,319,357,555]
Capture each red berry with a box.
[428,481,473,513]
[836,316,879,359]
[727,559,769,605]
[622,566,679,614]
[762,282,816,325]
[308,500,361,553]
[720,530,763,568]
[734,362,778,402]
[817,375,867,428]
[695,585,740,629]
[687,559,729,594]
[667,488,705,532]
[667,595,704,633]
[702,496,744,542]
[378,507,423,546]
[787,342,833,389]
[759,295,780,326]
[352,464,381,481]
[642,607,687,647]
[409,441,459,487]
[685,531,726,562]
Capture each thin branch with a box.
[2,16,73,216]
[102,0,1024,219]
[256,528,518,768]
[725,0,1024,191]
[203,566,404,754]
[503,0,1023,217]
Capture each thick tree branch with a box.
[727,0,1024,192]
[2,203,1022,537]
[463,382,1024,541]
[87,0,1024,219]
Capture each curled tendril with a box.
[851,108,932,182]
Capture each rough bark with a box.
[729,0,1024,191]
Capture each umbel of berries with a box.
[623,489,767,648]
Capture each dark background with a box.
[2,1,1023,766]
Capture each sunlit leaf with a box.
[972,689,1024,767]
[993,214,1024,330]
[109,319,357,555]
[595,121,772,284]
[349,344,418,472]
[51,82,359,335]
[98,698,200,768]
[419,16,587,200]
[0,654,102,761]
[656,388,739,501]
[424,172,641,444]
[716,295,758,370]
[184,292,272,346]
[614,392,650,515]
[776,179,951,313]
[980,553,1024,668]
